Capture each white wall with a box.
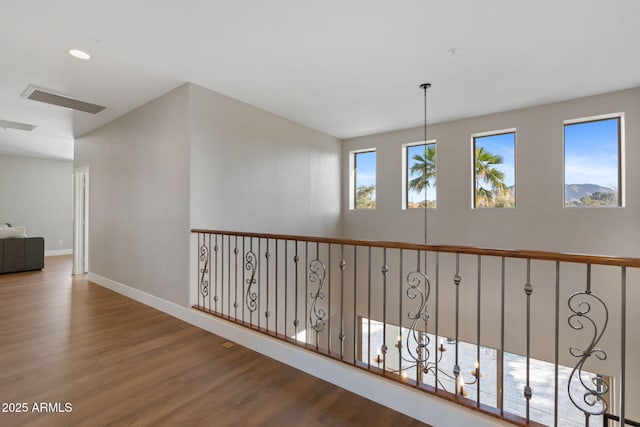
[341,87,640,258]
[189,83,342,236]
[0,154,72,253]
[341,87,640,418]
[74,85,191,305]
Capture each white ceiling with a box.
[1,0,639,161]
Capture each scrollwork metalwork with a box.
[567,291,609,416]
[405,270,431,365]
[199,244,209,298]
[309,259,326,334]
[244,251,258,313]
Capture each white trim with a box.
[45,249,73,256]
[563,112,623,125]
[348,148,377,210]
[88,272,509,427]
[562,113,624,208]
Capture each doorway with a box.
[73,166,89,275]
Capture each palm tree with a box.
[408,145,436,194]
[475,147,508,208]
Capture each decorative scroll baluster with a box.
[198,234,210,309]
[309,243,326,349]
[405,251,431,376]
[567,264,609,419]
[245,240,258,323]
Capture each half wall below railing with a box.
[191,229,640,427]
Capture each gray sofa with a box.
[0,237,45,273]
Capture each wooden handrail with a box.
[191,228,640,268]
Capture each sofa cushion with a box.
[0,227,26,239]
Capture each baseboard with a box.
[45,249,73,256]
[87,272,506,427]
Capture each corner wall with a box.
[0,154,73,253]
[189,83,341,237]
[74,85,191,305]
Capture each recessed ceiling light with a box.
[68,49,91,60]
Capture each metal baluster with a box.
[476,255,481,406]
[435,251,439,391]
[368,246,372,370]
[275,239,278,334]
[196,233,204,307]
[242,236,246,324]
[234,236,238,319]
[398,249,403,379]
[309,241,327,350]
[454,253,461,395]
[339,244,346,359]
[524,259,532,422]
[284,240,288,339]
[228,235,231,318]
[568,263,609,422]
[499,257,505,415]
[258,238,261,330]
[382,248,388,374]
[328,243,332,355]
[621,266,627,426]
[197,233,201,309]
[294,241,299,340]
[265,239,270,331]
[554,261,560,427]
[416,250,421,384]
[211,234,216,311]
[214,235,219,312]
[221,235,224,315]
[305,242,308,344]
[353,246,357,366]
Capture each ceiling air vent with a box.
[0,119,37,131]
[21,86,106,114]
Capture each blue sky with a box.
[475,132,515,187]
[355,150,376,188]
[564,118,619,189]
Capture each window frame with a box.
[349,148,377,210]
[562,113,624,208]
[402,139,437,210]
[471,129,517,209]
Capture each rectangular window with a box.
[404,142,436,209]
[351,150,376,210]
[473,131,516,208]
[564,116,622,207]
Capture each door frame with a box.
[73,166,89,275]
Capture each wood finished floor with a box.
[0,256,428,427]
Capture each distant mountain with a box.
[564,183,615,202]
